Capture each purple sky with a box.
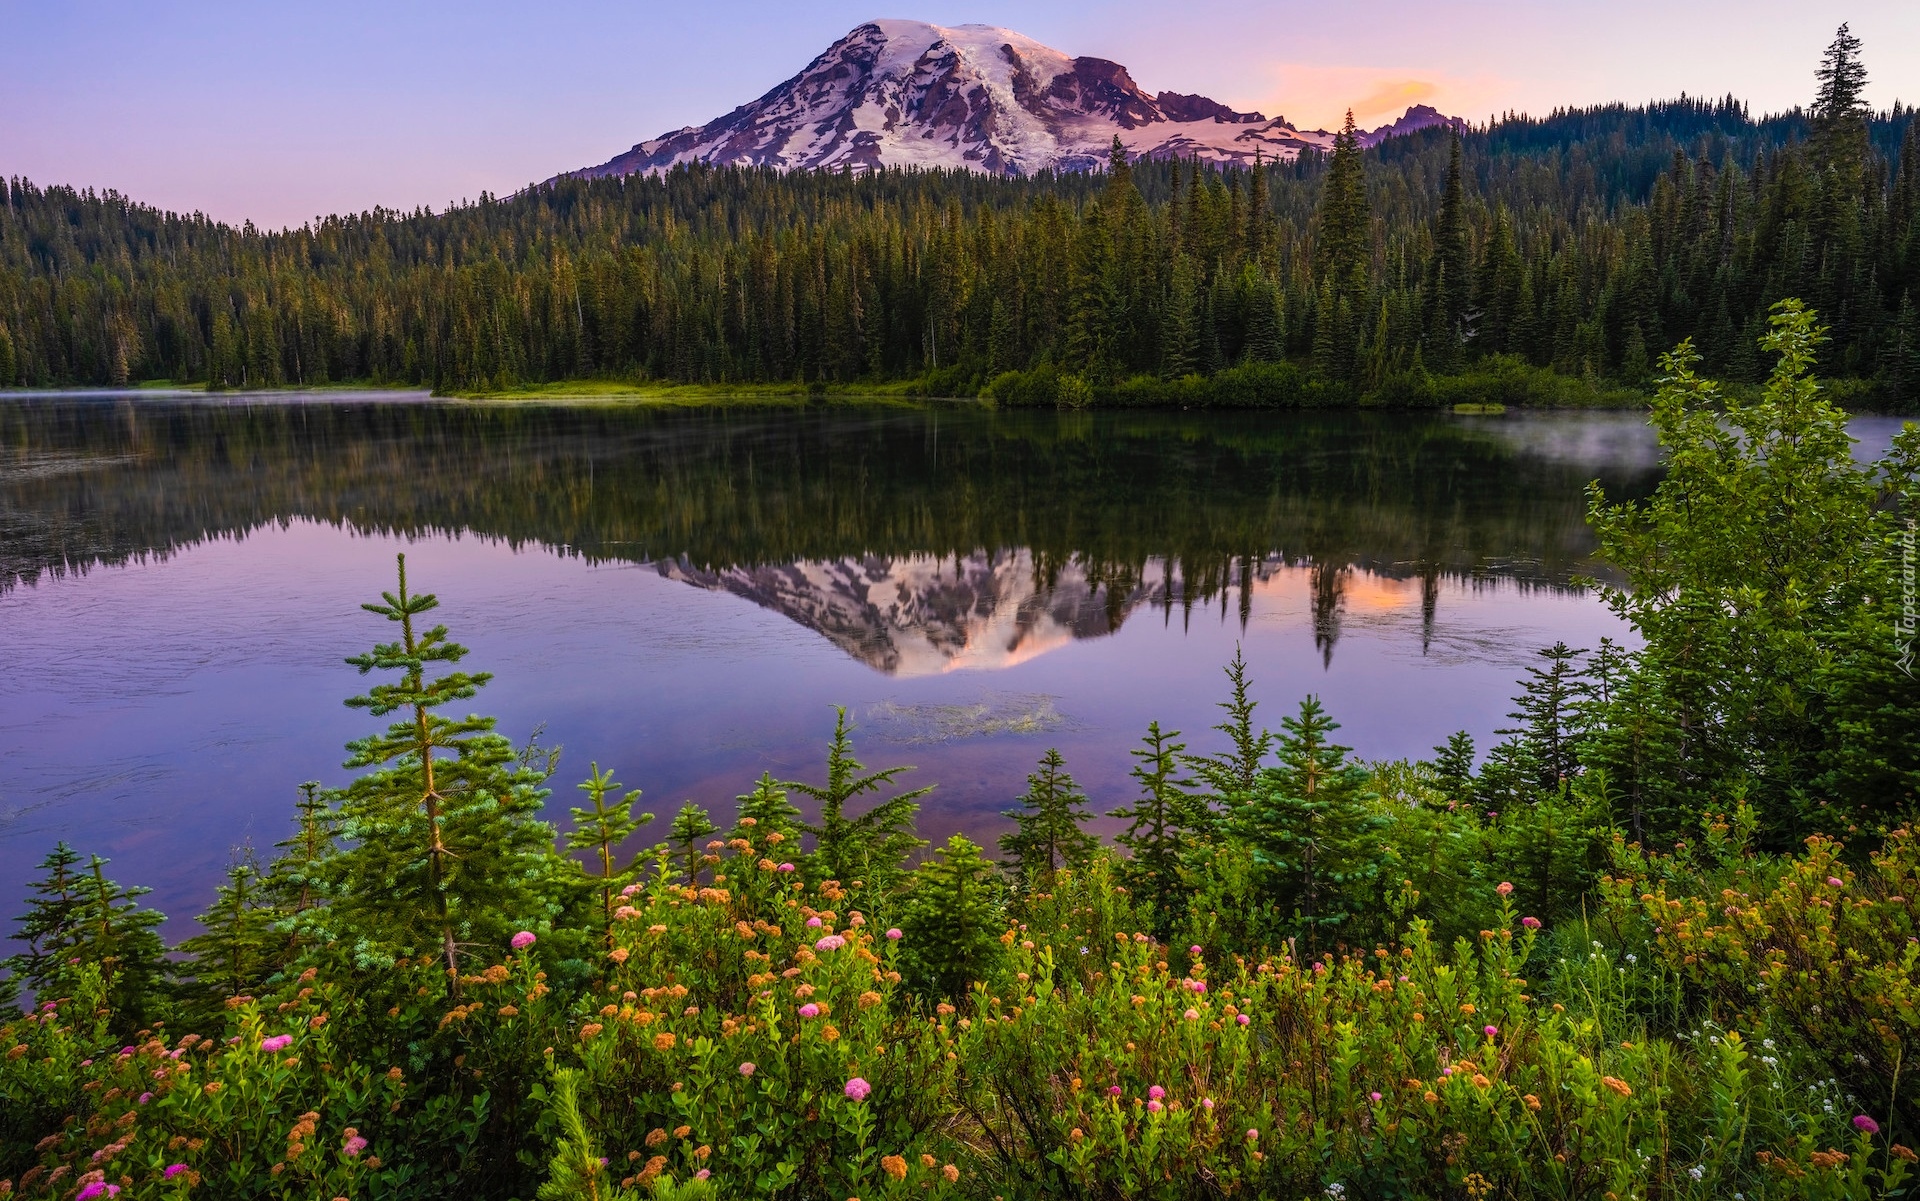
[3,0,1916,229]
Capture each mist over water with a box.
[0,395,1671,929]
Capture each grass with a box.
[441,378,962,407]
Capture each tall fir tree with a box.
[1186,647,1272,815]
[321,554,568,973]
[1108,721,1201,937]
[998,748,1098,885]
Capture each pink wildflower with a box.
[1109,1086,1123,1097]
[1855,1115,1881,1135]
[799,1003,820,1018]
[739,1062,757,1076]
[164,1164,188,1179]
[1370,1091,1382,1102]
[1485,1025,1499,1038]
[1189,945,1203,955]
[696,1169,711,1180]
[138,1092,152,1105]
[1148,1085,1166,1100]
[1246,1129,1259,1141]
[806,916,823,928]
[1202,1098,1214,1110]
[1496,881,1514,896]
[1147,1099,1164,1113]
[1522,916,1542,930]
[1237,1014,1251,1026]
[814,935,846,951]
[844,1077,871,1102]
[1185,1008,1201,1021]
[259,1035,293,1053]
[885,927,902,940]
[777,863,796,872]
[511,931,537,950]
[343,1134,369,1157]
[1828,877,1845,888]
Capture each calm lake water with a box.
[0,393,1703,930]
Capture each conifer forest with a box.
[1,29,1918,406]
[4,23,1920,1201]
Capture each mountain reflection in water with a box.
[0,398,1659,674]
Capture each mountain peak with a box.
[567,21,1462,180]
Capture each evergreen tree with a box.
[565,763,653,943]
[321,554,566,972]
[74,853,170,1032]
[1186,647,1272,815]
[1431,129,1472,364]
[1430,731,1477,800]
[898,834,1004,1000]
[263,781,333,921]
[1316,111,1372,321]
[732,771,803,843]
[5,842,89,1001]
[1233,697,1384,951]
[1108,721,1201,937]
[669,801,718,885]
[177,853,278,1015]
[998,748,1097,885]
[1498,641,1591,789]
[790,708,929,894]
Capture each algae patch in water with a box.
[865,693,1068,744]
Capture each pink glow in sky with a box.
[2,0,1915,229]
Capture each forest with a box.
[1,30,1918,406]
[2,299,1918,1198]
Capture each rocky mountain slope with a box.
[570,20,1460,179]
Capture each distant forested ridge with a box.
[1,28,1916,404]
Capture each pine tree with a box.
[1186,647,1271,815]
[178,853,278,1014]
[263,781,333,921]
[669,801,718,885]
[1432,129,1471,364]
[5,842,89,1001]
[73,853,170,1032]
[898,834,1004,1000]
[322,553,566,973]
[1316,110,1371,313]
[1811,24,1871,183]
[790,708,929,894]
[1233,697,1384,951]
[733,771,802,842]
[565,762,653,943]
[1498,641,1591,789]
[1108,721,1201,937]
[1430,731,1477,800]
[998,748,1098,885]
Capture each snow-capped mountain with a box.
[569,20,1462,180]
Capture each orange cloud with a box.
[1256,62,1512,131]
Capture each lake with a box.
[0,394,1689,929]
